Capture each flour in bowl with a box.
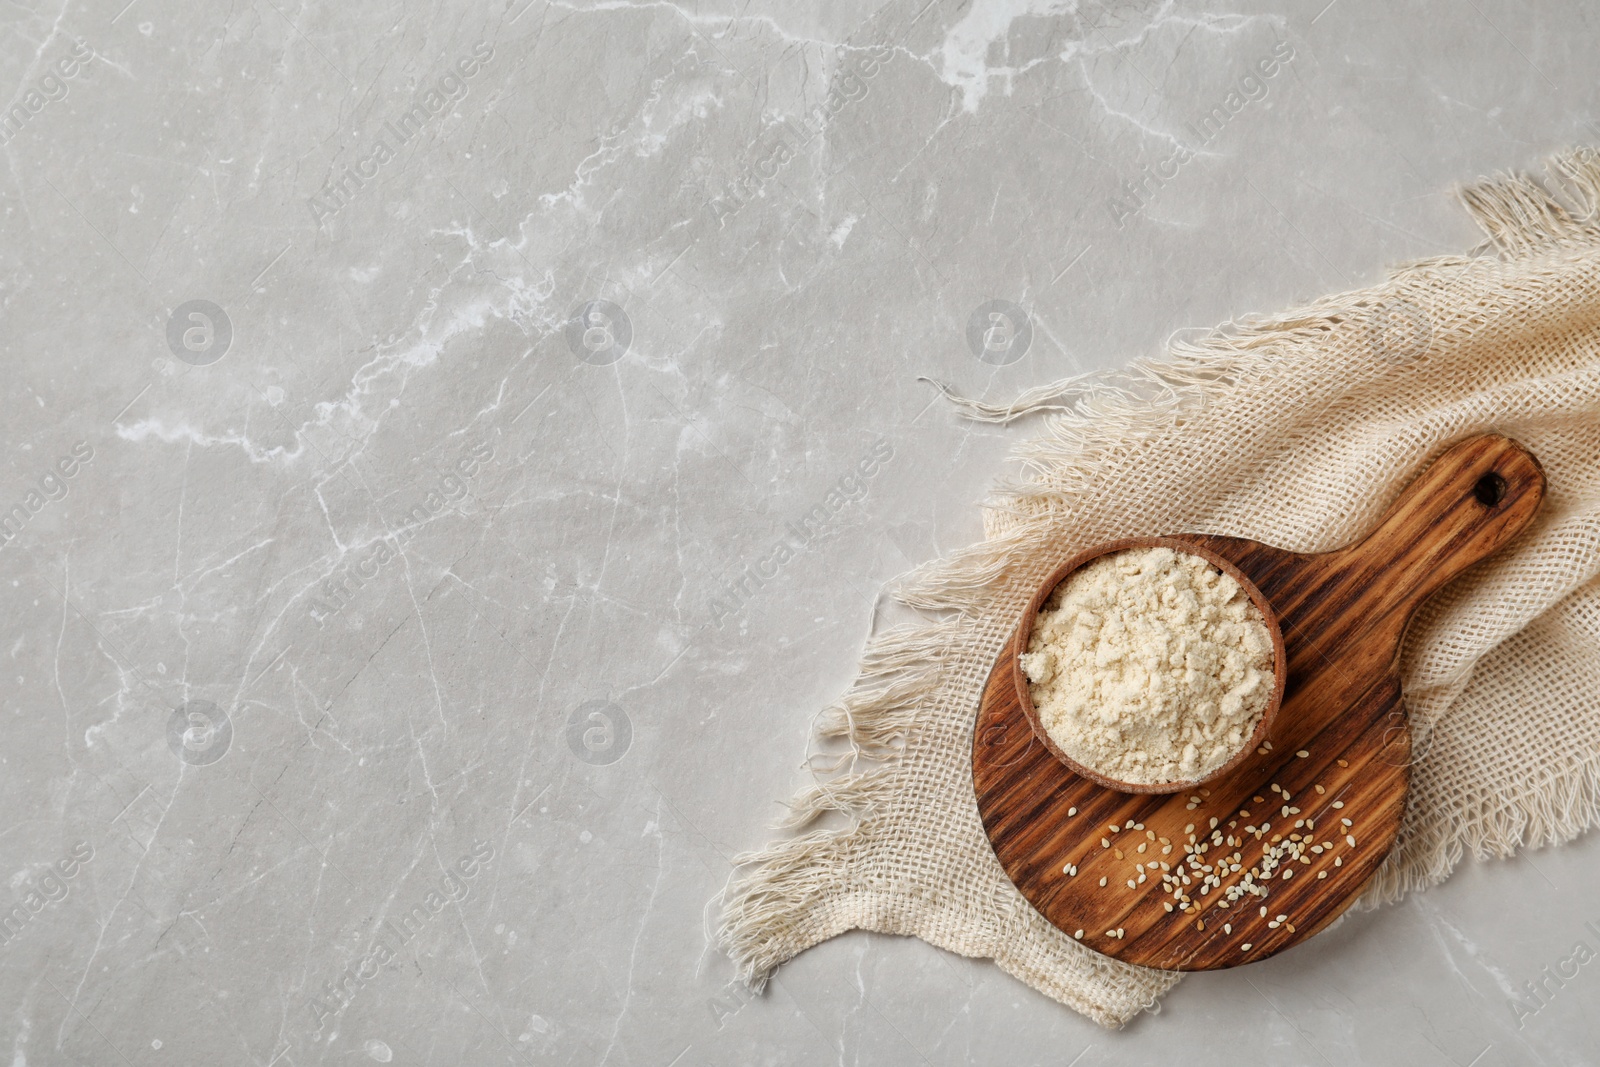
[1020,546,1276,785]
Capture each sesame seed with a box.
[1210,818,1219,829]
[1268,920,1280,929]
[1253,795,1265,803]
[1100,877,1108,886]
[1196,920,1204,931]
[1074,929,1083,939]
[1135,823,1146,831]
[1337,758,1349,768]
[1125,820,1136,830]
[1068,807,1078,816]
[1285,922,1296,933]
[1101,838,1111,848]
[1184,824,1195,835]
[1163,902,1173,912]
[1332,801,1344,809]
[1127,879,1137,889]
[1138,843,1147,853]
[1314,785,1325,794]
[1334,857,1342,867]
[1317,871,1327,879]
[1341,818,1352,826]
[1146,830,1155,840]
[1296,750,1309,758]
[1241,942,1252,950]
[1224,923,1232,934]
[1116,927,1125,939]
[1263,741,1273,750]
[1109,825,1120,833]
[1115,848,1124,859]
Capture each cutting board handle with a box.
[1327,433,1546,627]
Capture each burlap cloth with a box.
[719,149,1600,1027]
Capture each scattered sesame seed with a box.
[1196,920,1204,931]
[1163,902,1174,912]
[1347,834,1357,847]
[1210,818,1219,829]
[1254,795,1265,803]
[1100,877,1108,886]
[1101,838,1111,848]
[1185,824,1195,835]
[1068,807,1078,816]
[1074,929,1083,939]
[1332,801,1344,809]
[1268,920,1280,929]
[1127,879,1137,889]
[1334,857,1342,867]
[1137,843,1148,853]
[1285,922,1296,933]
[1296,750,1309,758]
[1224,923,1232,934]
[1337,758,1349,768]
[1341,818,1352,826]
[1125,820,1136,830]
[1241,943,1252,951]
[1317,871,1327,879]
[1115,848,1124,859]
[1109,825,1120,833]
[1314,785,1325,794]
[1263,741,1273,750]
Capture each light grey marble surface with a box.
[3,0,1598,1063]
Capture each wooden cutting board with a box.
[972,434,1546,970]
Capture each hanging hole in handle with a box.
[1474,472,1508,507]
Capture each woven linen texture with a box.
[720,149,1600,1028]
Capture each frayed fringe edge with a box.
[716,146,1600,1012]
[1361,745,1600,907]
[716,621,957,987]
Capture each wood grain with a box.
[972,434,1546,970]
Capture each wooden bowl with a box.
[1011,536,1289,795]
